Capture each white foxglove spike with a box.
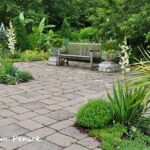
[119,37,132,74]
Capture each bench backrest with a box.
[66,43,101,56]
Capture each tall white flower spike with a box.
[119,37,132,74]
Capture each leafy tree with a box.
[43,0,80,28]
[0,0,149,55]
[89,0,150,55]
[0,0,44,24]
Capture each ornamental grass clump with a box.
[76,99,112,129]
[107,81,149,128]
[128,47,150,104]
[0,61,33,85]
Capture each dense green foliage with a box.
[21,50,49,61]
[76,81,150,149]
[0,50,49,62]
[0,62,33,84]
[80,27,97,42]
[128,48,150,104]
[13,17,31,51]
[90,124,150,150]
[0,0,44,24]
[76,99,112,129]
[0,0,149,53]
[60,18,72,39]
[17,71,33,82]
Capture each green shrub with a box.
[0,62,33,85]
[80,27,97,41]
[51,38,63,48]
[13,17,31,51]
[71,32,81,41]
[60,18,72,39]
[8,52,21,59]
[102,40,118,51]
[108,81,149,127]
[21,50,49,61]
[76,99,112,129]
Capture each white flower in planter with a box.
[119,37,132,74]
[6,21,16,54]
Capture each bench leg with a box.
[90,52,93,70]
[66,59,69,66]
[58,55,60,66]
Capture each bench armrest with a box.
[58,48,66,55]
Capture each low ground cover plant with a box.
[76,99,112,129]
[21,50,49,61]
[4,50,49,62]
[0,61,33,85]
[90,124,150,150]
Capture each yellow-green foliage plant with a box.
[126,47,150,132]
[129,47,150,104]
[21,50,49,61]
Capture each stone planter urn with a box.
[48,48,64,66]
[98,54,120,72]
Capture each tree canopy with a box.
[0,0,149,53]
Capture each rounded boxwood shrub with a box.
[76,99,112,129]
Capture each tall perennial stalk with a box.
[119,37,132,74]
[6,21,16,54]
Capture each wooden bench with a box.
[58,43,101,69]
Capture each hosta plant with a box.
[107,81,149,127]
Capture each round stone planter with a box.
[98,61,120,72]
[99,54,120,72]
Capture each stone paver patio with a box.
[0,61,122,150]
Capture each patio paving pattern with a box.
[0,61,122,150]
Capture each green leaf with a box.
[38,17,45,33]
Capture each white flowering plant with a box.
[6,21,16,54]
[119,37,132,74]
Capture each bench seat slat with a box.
[59,54,90,61]
[59,54,90,58]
